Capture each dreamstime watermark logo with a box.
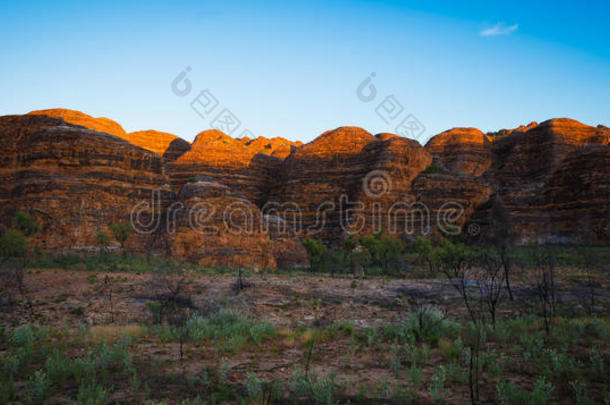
[363,170,392,198]
[129,170,471,239]
[356,72,426,140]
[171,66,256,138]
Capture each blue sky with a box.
[1,0,608,144]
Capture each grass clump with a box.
[183,309,275,351]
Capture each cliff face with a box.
[1,109,608,270]
[0,113,307,268]
[476,118,610,244]
[27,109,191,161]
[168,130,287,205]
[166,180,307,269]
[425,128,493,176]
[268,127,383,243]
[0,114,172,253]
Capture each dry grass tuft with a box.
[88,324,146,343]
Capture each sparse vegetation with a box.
[109,222,132,253]
[423,162,442,174]
[1,241,608,403]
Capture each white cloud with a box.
[480,23,519,37]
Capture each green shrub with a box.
[45,350,72,387]
[14,211,40,236]
[569,380,593,405]
[76,382,110,405]
[0,229,28,258]
[520,332,545,362]
[497,380,528,404]
[109,222,132,250]
[245,372,283,402]
[445,361,468,383]
[8,324,35,348]
[399,306,459,346]
[482,350,506,379]
[358,230,406,271]
[408,364,423,391]
[428,365,447,402]
[289,368,336,404]
[423,163,441,174]
[25,370,49,405]
[390,344,402,376]
[302,239,327,271]
[2,353,21,378]
[497,378,554,405]
[582,318,610,340]
[185,309,275,350]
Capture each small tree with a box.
[484,196,515,301]
[0,229,28,260]
[359,230,405,272]
[432,237,483,404]
[109,222,132,253]
[14,210,41,236]
[302,239,326,272]
[102,275,115,323]
[434,238,478,323]
[95,231,112,254]
[0,229,28,308]
[342,234,358,269]
[577,248,602,314]
[1,212,38,312]
[148,266,197,361]
[414,236,437,274]
[475,247,506,329]
[528,244,557,335]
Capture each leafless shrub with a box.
[148,267,196,324]
[232,267,253,293]
[483,195,515,301]
[475,249,506,329]
[101,275,115,323]
[528,245,557,335]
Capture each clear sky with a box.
[1,0,608,144]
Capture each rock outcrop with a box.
[169,130,286,204]
[27,109,191,160]
[28,108,127,138]
[1,108,608,270]
[471,118,610,244]
[126,130,191,161]
[0,112,308,268]
[425,127,493,176]
[0,114,172,253]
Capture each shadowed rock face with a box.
[0,113,307,269]
[0,114,172,253]
[1,109,609,270]
[472,118,610,244]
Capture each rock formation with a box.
[27,109,191,161]
[0,112,307,268]
[0,114,172,253]
[126,130,191,161]
[1,109,608,270]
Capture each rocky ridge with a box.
[1,109,608,268]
